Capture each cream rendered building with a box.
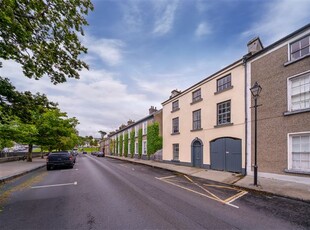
[162,59,246,174]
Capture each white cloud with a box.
[0,59,152,137]
[152,0,179,36]
[121,1,143,32]
[242,0,310,45]
[83,36,125,66]
[195,22,212,38]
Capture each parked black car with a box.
[46,152,75,170]
[97,152,105,157]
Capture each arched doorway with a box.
[192,138,203,168]
[210,137,242,173]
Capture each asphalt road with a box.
[0,154,309,230]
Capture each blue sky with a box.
[2,0,310,137]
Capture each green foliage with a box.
[124,133,128,158]
[36,109,79,151]
[130,130,135,158]
[78,147,99,153]
[116,136,119,156]
[119,134,123,157]
[0,75,78,158]
[146,122,163,159]
[110,139,115,155]
[0,0,94,84]
[138,128,142,158]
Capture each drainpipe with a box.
[243,55,248,176]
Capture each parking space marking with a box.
[183,175,222,201]
[155,175,176,180]
[156,175,249,209]
[225,191,248,204]
[31,181,77,189]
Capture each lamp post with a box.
[250,81,262,186]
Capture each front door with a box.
[210,138,242,173]
[192,140,203,168]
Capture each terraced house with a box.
[107,106,162,159]
[162,59,246,174]
[246,24,310,183]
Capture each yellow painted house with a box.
[162,59,246,174]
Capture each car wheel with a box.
[47,165,51,171]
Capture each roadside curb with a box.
[0,164,46,184]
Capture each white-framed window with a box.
[192,88,201,103]
[128,143,131,154]
[172,100,179,111]
[290,34,310,61]
[172,117,179,133]
[143,140,147,155]
[135,142,139,154]
[142,121,147,135]
[217,100,231,125]
[217,74,231,92]
[288,132,310,172]
[288,72,310,112]
[173,144,179,161]
[192,109,201,130]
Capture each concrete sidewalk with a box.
[106,155,310,202]
[0,157,46,183]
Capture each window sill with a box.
[190,98,203,105]
[283,108,310,116]
[284,169,310,175]
[171,132,180,135]
[171,108,180,113]
[191,128,203,132]
[214,123,234,128]
[214,85,234,95]
[284,53,310,66]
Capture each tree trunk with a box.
[27,144,33,162]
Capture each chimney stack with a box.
[149,106,158,114]
[247,37,263,55]
[170,89,182,99]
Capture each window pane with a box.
[291,52,300,60]
[300,37,309,48]
[300,47,309,57]
[291,42,300,53]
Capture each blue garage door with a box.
[210,138,242,173]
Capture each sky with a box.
[1,0,310,138]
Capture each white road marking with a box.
[31,181,77,189]
[155,175,176,180]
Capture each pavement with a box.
[0,157,46,183]
[0,155,309,202]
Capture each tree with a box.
[119,134,123,157]
[110,139,115,155]
[146,122,162,159]
[138,128,142,158]
[124,133,128,158]
[130,130,135,158]
[0,77,59,160]
[0,0,94,84]
[116,136,118,156]
[36,109,79,152]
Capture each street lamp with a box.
[250,81,262,186]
